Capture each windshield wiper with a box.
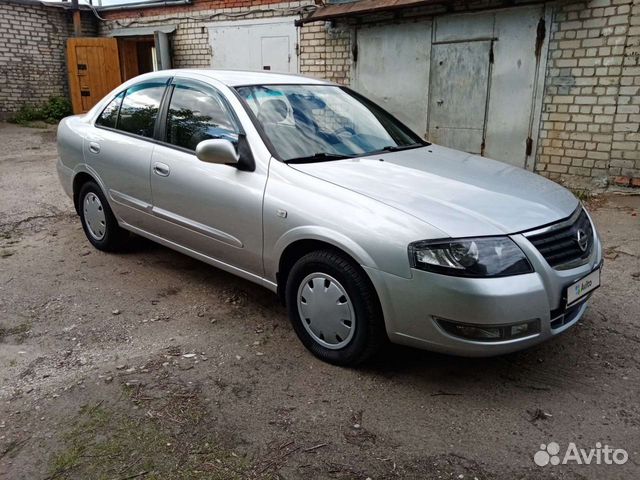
[376,143,425,153]
[285,152,355,164]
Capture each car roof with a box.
[147,69,332,87]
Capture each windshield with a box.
[235,84,425,162]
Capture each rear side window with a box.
[117,81,167,138]
[166,82,238,151]
[95,92,124,129]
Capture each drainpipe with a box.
[71,0,82,37]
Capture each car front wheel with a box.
[285,250,386,366]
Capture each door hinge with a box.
[525,137,533,157]
[352,43,358,63]
[489,42,494,64]
[535,18,546,59]
[295,42,299,57]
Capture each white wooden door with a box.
[208,17,298,73]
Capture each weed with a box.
[9,97,72,125]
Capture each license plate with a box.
[566,268,600,307]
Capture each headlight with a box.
[408,237,533,278]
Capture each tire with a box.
[285,249,386,366]
[78,181,128,252]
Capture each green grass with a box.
[0,322,31,342]
[9,97,71,126]
[570,188,591,202]
[48,390,255,480]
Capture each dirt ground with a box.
[0,122,638,480]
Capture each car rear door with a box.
[148,78,266,276]
[85,78,170,231]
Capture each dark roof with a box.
[296,0,452,24]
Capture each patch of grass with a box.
[0,322,31,342]
[9,97,72,126]
[48,386,256,480]
[570,188,591,202]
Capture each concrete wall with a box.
[0,0,97,120]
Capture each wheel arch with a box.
[72,171,96,214]
[72,165,109,215]
[275,231,378,303]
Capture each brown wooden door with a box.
[67,38,122,114]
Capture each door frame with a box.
[206,16,300,73]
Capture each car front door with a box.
[149,78,266,276]
[86,79,169,231]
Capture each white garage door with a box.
[208,17,298,73]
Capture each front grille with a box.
[525,208,593,269]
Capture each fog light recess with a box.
[435,317,540,342]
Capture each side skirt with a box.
[119,220,279,293]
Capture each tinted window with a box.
[118,81,167,138]
[166,83,238,151]
[96,92,124,129]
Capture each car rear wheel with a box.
[285,250,386,366]
[78,181,128,252]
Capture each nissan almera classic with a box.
[57,70,603,366]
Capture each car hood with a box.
[290,145,578,237]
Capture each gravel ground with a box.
[0,122,639,480]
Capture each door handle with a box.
[88,142,100,154]
[153,162,170,177]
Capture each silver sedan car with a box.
[57,70,603,365]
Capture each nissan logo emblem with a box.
[576,228,589,252]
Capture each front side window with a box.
[96,92,124,129]
[236,84,424,162]
[166,82,238,151]
[117,81,167,138]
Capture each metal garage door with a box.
[353,22,431,137]
[208,17,298,73]
[428,41,492,154]
[352,6,547,169]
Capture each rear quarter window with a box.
[95,92,124,129]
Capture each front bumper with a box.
[365,228,603,357]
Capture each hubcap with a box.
[297,273,355,349]
[83,192,106,241]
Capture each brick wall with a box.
[536,0,640,189]
[299,22,352,84]
[0,0,97,120]
[99,0,314,69]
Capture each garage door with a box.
[352,6,547,169]
[208,17,298,73]
[353,22,431,137]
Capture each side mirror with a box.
[195,139,239,165]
